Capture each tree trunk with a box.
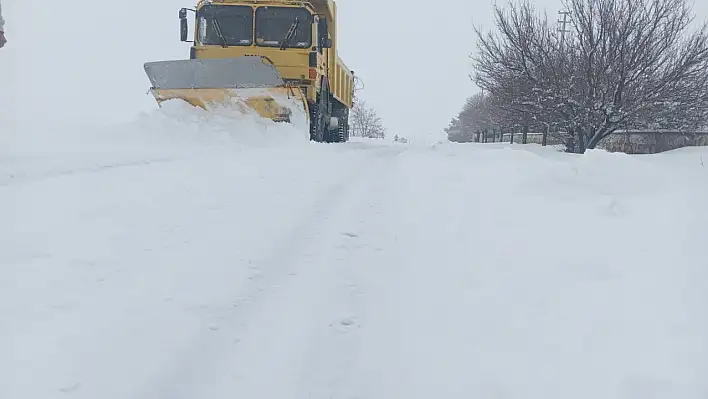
[522,125,528,144]
[542,125,549,146]
[578,132,587,153]
[565,127,577,153]
[586,130,609,150]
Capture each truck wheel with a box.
[341,107,350,142]
[311,77,331,143]
[330,104,349,143]
[309,102,325,142]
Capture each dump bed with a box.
[309,0,336,22]
[309,0,353,108]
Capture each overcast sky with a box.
[1,0,707,140]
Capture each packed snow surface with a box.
[1,103,707,399]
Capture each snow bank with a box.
[0,99,313,188]
[350,142,708,399]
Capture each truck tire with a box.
[309,102,326,142]
[310,77,331,143]
[331,106,349,143]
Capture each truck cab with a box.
[180,0,351,114]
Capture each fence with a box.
[598,130,708,154]
[500,132,564,146]
[467,130,708,154]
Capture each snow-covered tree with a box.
[446,91,567,144]
[446,93,492,142]
[471,0,708,153]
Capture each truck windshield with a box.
[197,5,254,46]
[255,7,312,48]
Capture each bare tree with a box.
[447,93,492,142]
[446,91,568,144]
[471,0,708,153]
[350,99,386,139]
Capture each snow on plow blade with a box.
[144,57,303,122]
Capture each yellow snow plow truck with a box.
[144,0,354,143]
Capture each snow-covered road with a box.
[2,105,707,399]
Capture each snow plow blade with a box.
[143,57,307,123]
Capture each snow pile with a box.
[0,100,313,188]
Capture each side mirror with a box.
[180,18,189,42]
[318,18,329,35]
[179,8,189,42]
[318,18,330,48]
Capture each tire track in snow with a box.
[137,144,408,399]
[293,146,410,398]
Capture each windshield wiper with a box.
[280,17,300,50]
[212,17,229,48]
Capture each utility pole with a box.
[557,10,572,147]
[558,10,571,49]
